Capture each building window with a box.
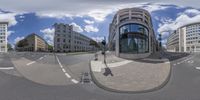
[119,23,149,53]
[57,38,60,42]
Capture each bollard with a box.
[94,54,98,61]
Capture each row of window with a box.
[186,37,198,40]
[56,33,90,42]
[186,41,200,44]
[0,36,5,39]
[119,23,148,36]
[57,44,92,50]
[0,40,5,43]
[186,30,200,34]
[56,38,89,45]
[186,33,200,37]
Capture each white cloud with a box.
[40,28,55,45]
[141,3,170,13]
[157,8,200,45]
[19,15,25,19]
[84,19,94,24]
[36,12,75,19]
[84,25,99,33]
[92,37,104,42]
[35,3,170,22]
[158,14,200,33]
[0,12,17,26]
[69,22,83,33]
[0,0,200,22]
[184,9,200,15]
[7,31,14,37]
[14,36,24,44]
[87,9,113,22]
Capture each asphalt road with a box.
[0,52,200,100]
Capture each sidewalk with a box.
[90,52,171,93]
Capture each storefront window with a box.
[119,23,149,53]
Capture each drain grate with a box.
[80,72,92,84]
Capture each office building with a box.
[166,22,200,52]
[16,33,48,52]
[54,23,97,52]
[108,8,157,59]
[0,22,8,53]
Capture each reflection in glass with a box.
[119,23,149,53]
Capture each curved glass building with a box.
[108,8,157,59]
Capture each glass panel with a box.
[119,23,149,54]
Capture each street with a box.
[0,52,200,100]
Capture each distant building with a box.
[16,33,48,52]
[108,8,157,59]
[54,23,97,52]
[0,22,8,53]
[166,22,200,52]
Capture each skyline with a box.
[0,1,200,48]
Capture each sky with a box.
[0,0,200,48]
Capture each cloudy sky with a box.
[0,0,200,47]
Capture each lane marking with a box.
[56,55,72,79]
[164,61,170,64]
[65,73,71,78]
[196,67,200,70]
[39,57,44,60]
[71,79,79,84]
[173,64,176,66]
[0,67,14,70]
[26,61,36,66]
[62,68,66,73]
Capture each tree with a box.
[7,43,13,51]
[48,45,53,51]
[89,40,100,48]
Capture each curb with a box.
[89,59,172,94]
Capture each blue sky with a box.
[0,1,200,47]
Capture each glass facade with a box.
[119,23,149,53]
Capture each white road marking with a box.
[164,61,170,64]
[71,79,79,84]
[26,61,36,66]
[196,67,200,70]
[0,67,14,70]
[39,57,44,60]
[56,55,72,79]
[177,62,180,65]
[173,64,176,66]
[62,68,66,73]
[65,73,71,78]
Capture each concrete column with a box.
[116,27,119,56]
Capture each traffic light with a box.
[101,40,106,46]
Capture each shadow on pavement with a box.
[131,52,190,64]
[103,54,114,77]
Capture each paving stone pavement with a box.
[90,52,171,93]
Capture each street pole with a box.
[159,33,162,52]
[104,36,106,64]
